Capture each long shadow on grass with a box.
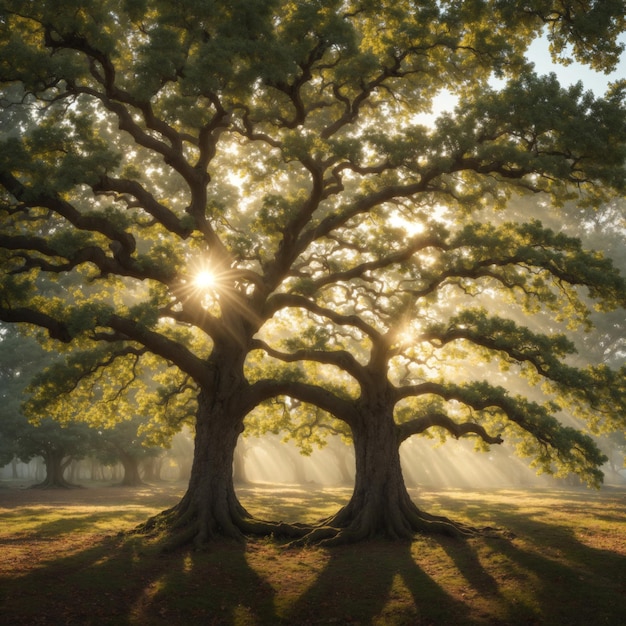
[285,539,471,625]
[2,487,625,625]
[0,532,278,625]
[436,491,626,625]
[0,533,145,625]
[502,512,624,624]
[132,541,279,625]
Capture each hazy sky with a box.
[418,35,625,125]
[527,35,626,95]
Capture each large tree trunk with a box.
[304,407,478,546]
[183,390,249,540]
[139,375,310,548]
[136,326,317,548]
[140,389,256,548]
[30,449,81,489]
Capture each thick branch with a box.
[250,338,365,382]
[107,315,211,383]
[93,176,193,238]
[398,411,503,444]
[246,379,358,427]
[0,172,135,255]
[0,306,72,342]
[311,232,448,289]
[0,234,171,282]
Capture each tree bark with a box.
[304,405,478,545]
[139,389,255,547]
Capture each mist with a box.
[3,430,622,491]
[236,434,625,491]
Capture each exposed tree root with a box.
[127,485,512,551]
[130,503,511,550]
[286,501,511,548]
[128,494,316,552]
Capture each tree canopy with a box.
[1,0,625,545]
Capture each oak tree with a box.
[1,0,625,544]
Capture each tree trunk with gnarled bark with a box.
[298,405,478,546]
[138,383,311,548]
[136,336,306,548]
[138,387,249,547]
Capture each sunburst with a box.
[193,269,217,291]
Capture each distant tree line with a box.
[0,325,194,487]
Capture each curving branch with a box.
[310,232,448,290]
[46,33,231,259]
[0,234,172,282]
[398,411,504,445]
[251,337,365,382]
[246,378,359,427]
[264,292,382,341]
[106,314,212,383]
[92,176,193,238]
[0,172,136,255]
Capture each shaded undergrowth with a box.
[1,482,624,625]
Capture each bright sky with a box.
[527,36,626,95]
[417,34,626,125]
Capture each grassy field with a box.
[0,481,624,625]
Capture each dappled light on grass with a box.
[0,505,154,536]
[238,485,352,524]
[0,484,625,625]
[413,486,626,555]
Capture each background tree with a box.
[0,324,96,487]
[0,324,26,471]
[15,416,94,488]
[92,417,164,487]
[1,1,625,545]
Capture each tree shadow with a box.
[1,486,625,625]
[0,532,278,625]
[285,539,472,625]
[434,489,626,625]
[131,541,279,625]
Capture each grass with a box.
[0,482,625,625]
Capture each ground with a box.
[0,480,625,625]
